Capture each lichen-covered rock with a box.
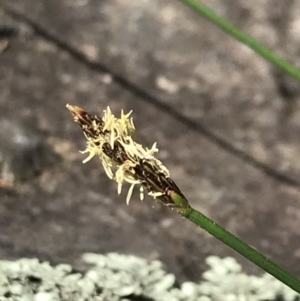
[0,254,298,301]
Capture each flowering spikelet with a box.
[67,104,189,210]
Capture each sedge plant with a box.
[66,0,300,295]
[67,104,300,294]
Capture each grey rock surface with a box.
[0,0,299,284]
[0,119,59,184]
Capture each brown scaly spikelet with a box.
[66,104,188,210]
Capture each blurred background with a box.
[0,0,300,282]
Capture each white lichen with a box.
[0,254,298,301]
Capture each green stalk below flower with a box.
[170,191,300,294]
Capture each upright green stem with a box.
[178,0,300,82]
[170,191,300,293]
[187,211,300,291]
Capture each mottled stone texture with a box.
[0,0,300,282]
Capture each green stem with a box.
[186,207,300,293]
[177,0,300,81]
[170,191,300,294]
